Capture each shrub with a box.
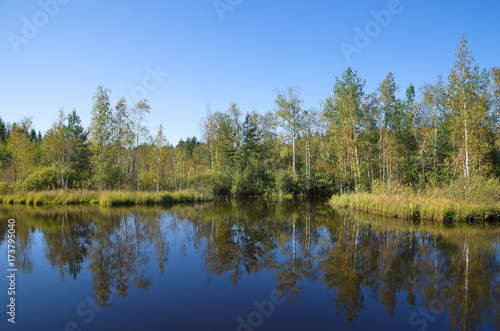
[274,169,303,195]
[0,182,11,194]
[231,167,264,197]
[197,171,232,196]
[23,167,60,191]
[440,176,500,204]
[93,163,126,189]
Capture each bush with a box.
[440,176,500,204]
[197,171,232,196]
[371,178,410,195]
[231,167,264,197]
[274,169,303,195]
[93,163,126,189]
[0,182,11,194]
[138,170,156,191]
[307,174,335,196]
[23,167,61,191]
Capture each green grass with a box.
[329,192,500,224]
[0,189,213,206]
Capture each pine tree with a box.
[239,113,261,170]
[0,118,6,141]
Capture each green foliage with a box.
[323,68,366,193]
[197,171,232,196]
[447,36,491,177]
[93,163,126,190]
[274,169,304,195]
[0,182,11,194]
[274,88,304,176]
[231,167,265,197]
[0,117,6,141]
[440,175,500,204]
[0,143,11,169]
[23,166,61,191]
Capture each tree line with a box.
[0,36,499,196]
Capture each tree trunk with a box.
[463,115,470,178]
[292,133,296,176]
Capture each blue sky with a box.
[0,0,499,144]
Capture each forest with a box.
[0,37,499,203]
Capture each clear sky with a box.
[0,0,499,144]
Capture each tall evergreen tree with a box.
[0,117,7,141]
[239,112,261,170]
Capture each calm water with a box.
[0,201,499,331]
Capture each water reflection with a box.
[1,201,499,330]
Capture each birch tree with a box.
[420,76,447,177]
[132,99,151,189]
[324,68,365,192]
[6,117,37,183]
[88,86,113,189]
[153,124,167,192]
[447,36,491,178]
[377,72,401,187]
[275,88,304,177]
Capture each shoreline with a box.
[3,190,500,226]
[0,189,213,206]
[329,192,500,224]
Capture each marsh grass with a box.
[330,192,500,224]
[330,177,500,224]
[1,189,212,206]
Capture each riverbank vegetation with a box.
[0,37,499,216]
[1,189,210,206]
[330,176,500,223]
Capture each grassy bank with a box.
[0,189,212,206]
[330,192,500,224]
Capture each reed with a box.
[0,189,212,206]
[329,192,500,224]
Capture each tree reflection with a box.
[1,202,499,329]
[173,202,500,329]
[88,210,165,308]
[43,211,93,280]
[1,206,169,309]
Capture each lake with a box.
[1,200,499,331]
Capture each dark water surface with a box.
[0,200,499,331]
